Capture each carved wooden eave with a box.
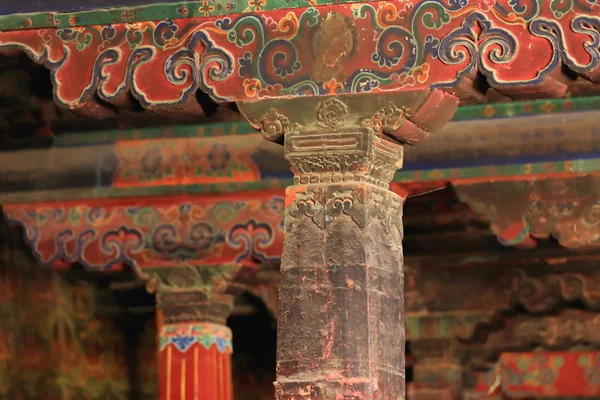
[2,194,279,291]
[0,0,598,118]
[406,260,600,316]
[454,175,600,249]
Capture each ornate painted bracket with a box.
[454,175,600,249]
[2,193,284,271]
[0,0,598,115]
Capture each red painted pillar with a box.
[156,293,234,400]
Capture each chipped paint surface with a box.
[276,128,406,399]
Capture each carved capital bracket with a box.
[2,194,284,271]
[454,175,600,249]
[0,1,598,114]
[239,91,457,147]
[136,262,253,325]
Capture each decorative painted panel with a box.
[3,192,285,270]
[0,0,598,111]
[114,135,263,188]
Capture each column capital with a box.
[239,90,457,147]
[284,128,403,187]
[155,290,234,326]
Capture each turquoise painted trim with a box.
[0,0,369,31]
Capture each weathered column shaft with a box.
[156,290,234,400]
[276,128,405,399]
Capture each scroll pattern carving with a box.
[455,176,600,249]
[0,0,597,112]
[510,312,600,348]
[316,98,348,129]
[286,184,403,230]
[3,194,284,270]
[495,269,600,312]
[407,263,600,314]
[259,109,294,142]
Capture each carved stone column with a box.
[138,263,251,400]
[240,90,457,399]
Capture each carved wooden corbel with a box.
[454,175,600,249]
[2,194,284,270]
[407,261,600,316]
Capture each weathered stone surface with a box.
[276,128,405,400]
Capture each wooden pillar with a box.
[156,290,234,400]
[237,89,456,399]
[276,127,405,399]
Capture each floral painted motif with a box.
[115,136,261,187]
[160,323,233,353]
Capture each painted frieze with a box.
[3,192,285,270]
[0,0,598,113]
[114,135,263,188]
